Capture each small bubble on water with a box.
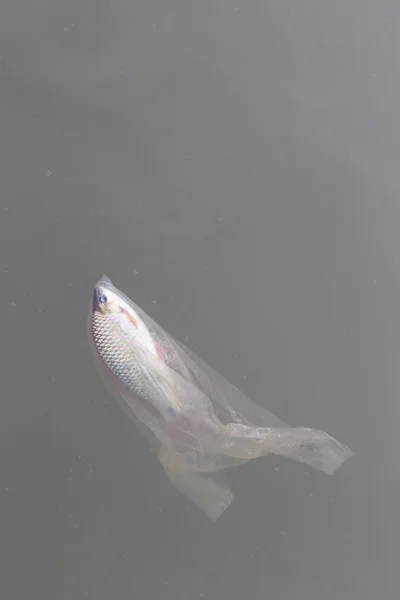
[151,300,157,304]
[134,268,140,275]
[9,300,16,306]
[273,466,280,472]
[47,170,52,176]
[49,375,57,384]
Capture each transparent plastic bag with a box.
[89,276,353,520]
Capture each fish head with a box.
[91,275,165,359]
[92,275,121,316]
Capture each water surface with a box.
[0,1,399,598]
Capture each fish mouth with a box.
[98,274,113,288]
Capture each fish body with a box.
[88,275,353,520]
[91,276,186,420]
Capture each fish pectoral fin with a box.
[158,448,234,521]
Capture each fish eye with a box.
[98,293,108,305]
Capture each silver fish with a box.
[88,275,353,520]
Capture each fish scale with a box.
[91,310,179,417]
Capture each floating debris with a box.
[88,275,353,520]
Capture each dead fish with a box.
[88,275,353,520]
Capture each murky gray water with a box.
[1,1,399,598]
